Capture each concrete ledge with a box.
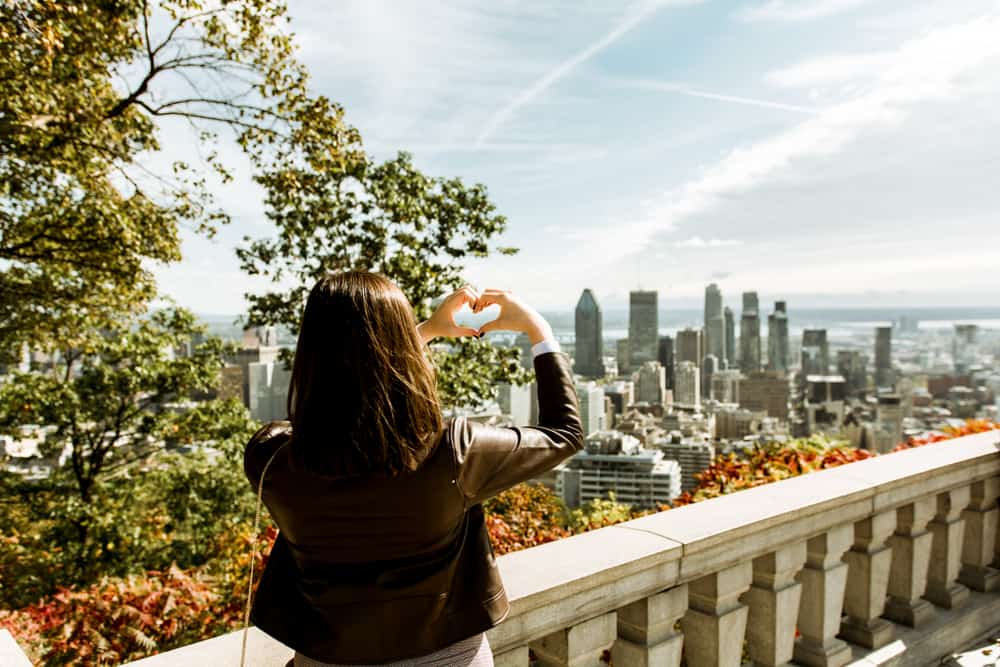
[126,627,292,666]
[0,630,32,667]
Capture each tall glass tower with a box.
[573,289,605,378]
[704,283,726,366]
[628,290,658,372]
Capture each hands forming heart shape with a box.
[419,286,552,345]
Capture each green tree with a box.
[238,146,530,409]
[0,0,358,356]
[0,308,258,591]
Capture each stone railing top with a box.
[489,432,1000,651]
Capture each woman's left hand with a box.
[417,286,481,343]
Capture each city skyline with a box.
[150,0,1000,314]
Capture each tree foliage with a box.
[0,308,258,595]
[238,144,529,408]
[0,0,347,356]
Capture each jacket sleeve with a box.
[244,420,292,491]
[451,351,584,506]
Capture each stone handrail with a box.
[121,432,1000,666]
[488,431,1000,666]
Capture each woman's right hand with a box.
[474,289,553,345]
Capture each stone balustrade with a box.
[121,431,1000,667]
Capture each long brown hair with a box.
[287,271,442,476]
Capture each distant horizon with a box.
[192,302,1000,321]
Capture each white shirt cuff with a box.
[531,339,561,358]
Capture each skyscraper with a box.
[701,353,719,399]
[740,291,761,374]
[573,289,605,378]
[953,324,978,373]
[704,284,726,365]
[575,381,606,436]
[767,301,789,372]
[676,328,703,365]
[675,361,701,407]
[874,326,893,388]
[635,361,666,407]
[801,329,830,376]
[628,290,658,372]
[723,307,735,368]
[837,350,867,395]
[657,336,675,390]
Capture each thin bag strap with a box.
[240,439,290,667]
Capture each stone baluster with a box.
[959,478,1000,592]
[884,497,935,627]
[493,646,529,667]
[680,562,752,667]
[793,525,853,667]
[742,542,807,667]
[924,485,971,609]
[530,612,617,667]
[611,585,688,667]
[839,511,895,649]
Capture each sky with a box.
[152,0,1000,315]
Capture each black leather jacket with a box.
[243,351,583,664]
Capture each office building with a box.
[710,369,742,404]
[767,302,789,372]
[573,289,605,379]
[556,431,682,509]
[953,324,978,373]
[801,329,830,376]
[874,394,903,453]
[628,291,658,372]
[713,407,757,442]
[675,361,701,408]
[228,343,281,407]
[219,365,245,402]
[247,361,291,422]
[740,291,761,374]
[498,381,535,426]
[874,326,893,388]
[617,408,667,446]
[837,350,868,395]
[701,354,719,399]
[724,307,735,368]
[676,328,703,365]
[739,371,789,419]
[635,361,666,407]
[655,435,715,492]
[616,339,630,376]
[704,284,726,365]
[242,325,278,349]
[575,381,605,437]
[657,336,675,390]
[803,375,847,436]
[603,380,635,418]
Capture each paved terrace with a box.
[113,432,1000,667]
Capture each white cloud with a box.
[623,79,821,113]
[738,0,870,22]
[765,52,893,88]
[617,14,1000,261]
[673,236,743,248]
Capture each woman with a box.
[244,271,583,666]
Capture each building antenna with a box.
[637,256,642,290]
